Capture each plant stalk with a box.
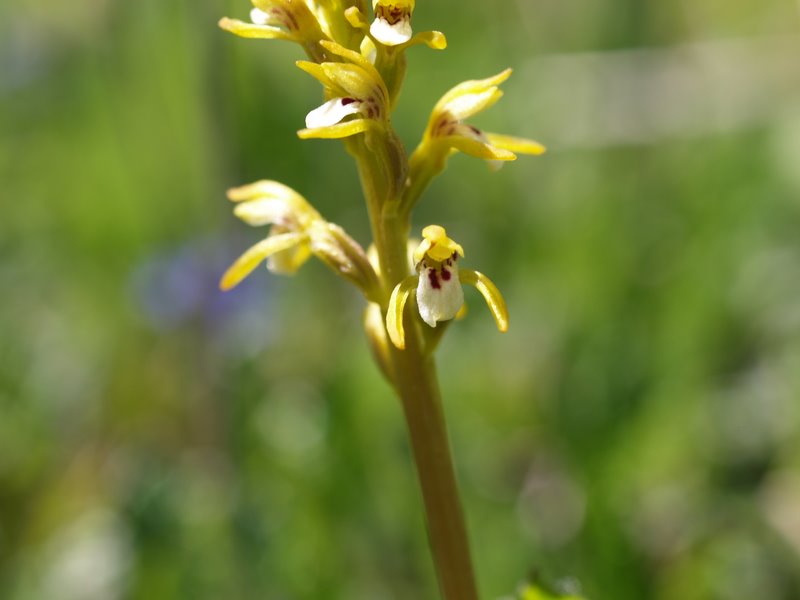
[353,138,479,600]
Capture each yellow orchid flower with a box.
[342,3,445,109]
[220,180,379,297]
[303,1,368,51]
[341,4,445,54]
[296,40,390,139]
[370,0,415,46]
[386,225,509,349]
[414,69,546,168]
[219,0,329,62]
[219,181,321,290]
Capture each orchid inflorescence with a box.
[220,0,543,354]
[218,2,543,598]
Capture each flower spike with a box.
[386,226,509,349]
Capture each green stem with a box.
[352,137,479,600]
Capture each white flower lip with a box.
[416,259,463,328]
[370,17,412,46]
[305,97,363,129]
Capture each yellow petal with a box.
[373,0,415,10]
[386,276,419,349]
[433,68,512,118]
[296,61,339,92]
[403,30,447,50]
[226,180,304,203]
[412,238,433,265]
[445,136,517,161]
[226,180,321,228]
[218,17,296,41]
[319,40,386,96]
[297,118,373,139]
[219,232,306,291]
[321,62,376,100]
[443,88,504,122]
[486,133,546,155]
[416,225,464,263]
[458,269,509,332]
[268,239,312,274]
[344,6,369,29]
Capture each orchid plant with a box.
[219,2,545,598]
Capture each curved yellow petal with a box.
[486,133,546,155]
[318,40,387,96]
[415,225,464,263]
[403,30,447,50]
[344,6,369,29]
[443,88,504,122]
[218,17,296,41]
[297,118,373,139]
[373,0,415,10]
[444,136,517,161]
[412,238,433,265]
[458,269,509,332]
[296,61,339,91]
[220,232,306,291]
[386,276,419,349]
[321,62,376,99]
[226,180,304,203]
[433,69,512,118]
[225,180,321,225]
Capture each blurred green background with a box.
[3,1,800,598]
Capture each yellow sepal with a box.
[218,17,296,41]
[433,68,512,118]
[344,6,369,29]
[220,232,307,291]
[486,133,546,155]
[226,179,307,205]
[413,225,464,264]
[386,275,419,350]
[319,40,385,91]
[296,61,338,91]
[225,180,321,226]
[321,62,376,99]
[373,0,415,9]
[402,30,447,50]
[458,269,509,332]
[445,136,517,161]
[297,119,374,139]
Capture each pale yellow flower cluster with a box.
[218,0,543,349]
